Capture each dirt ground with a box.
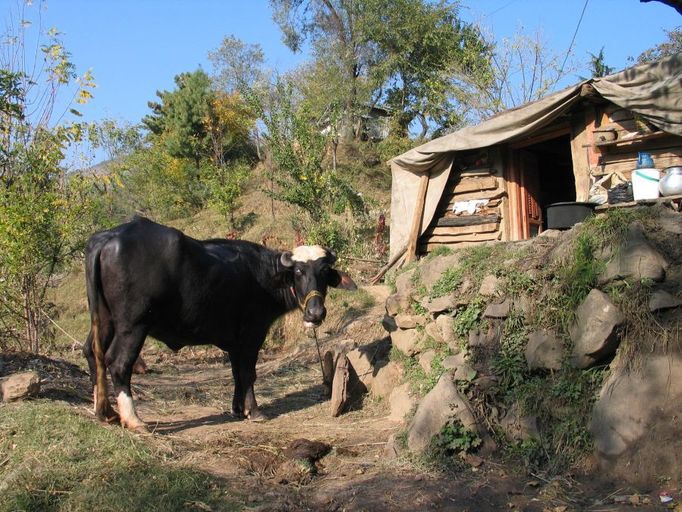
[1,285,673,511]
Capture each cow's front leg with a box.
[107,331,147,432]
[239,350,266,422]
[228,350,244,417]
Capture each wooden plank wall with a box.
[418,149,505,254]
[591,104,682,180]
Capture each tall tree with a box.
[142,69,213,165]
[359,0,493,137]
[208,35,267,93]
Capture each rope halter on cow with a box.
[295,289,324,312]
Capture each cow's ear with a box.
[328,269,357,290]
[280,251,294,268]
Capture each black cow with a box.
[83,217,356,430]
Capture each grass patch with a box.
[0,401,240,512]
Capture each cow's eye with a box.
[294,267,303,276]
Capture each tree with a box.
[270,0,373,141]
[359,0,493,137]
[270,0,493,139]
[636,26,682,63]
[142,69,213,165]
[0,6,96,352]
[208,35,267,93]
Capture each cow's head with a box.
[278,245,357,327]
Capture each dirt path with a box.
[117,286,615,512]
[15,284,657,511]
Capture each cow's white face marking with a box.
[116,391,145,430]
[291,245,327,263]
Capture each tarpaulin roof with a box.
[389,53,682,258]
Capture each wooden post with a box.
[405,173,430,263]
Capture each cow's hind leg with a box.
[86,320,119,423]
[106,328,147,432]
[228,350,244,418]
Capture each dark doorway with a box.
[509,134,575,238]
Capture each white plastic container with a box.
[632,168,660,200]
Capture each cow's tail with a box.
[85,239,115,421]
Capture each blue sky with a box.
[3,0,679,128]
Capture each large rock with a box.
[418,349,436,374]
[371,361,404,399]
[1,371,41,402]
[435,314,456,345]
[478,274,501,297]
[347,348,375,390]
[525,329,563,370]
[388,383,416,422]
[394,314,425,329]
[395,268,418,297]
[390,328,421,356]
[420,294,461,314]
[483,298,512,319]
[500,403,539,442]
[385,293,411,317]
[407,375,477,454]
[424,322,444,344]
[570,289,625,368]
[649,289,682,312]
[420,253,462,290]
[590,354,682,487]
[599,223,668,284]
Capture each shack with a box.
[389,53,682,260]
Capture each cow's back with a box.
[93,217,275,350]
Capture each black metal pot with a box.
[546,202,595,230]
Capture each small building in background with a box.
[388,53,682,259]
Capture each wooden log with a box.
[421,231,501,244]
[435,214,500,227]
[424,222,500,236]
[405,174,429,263]
[447,176,498,193]
[330,353,350,417]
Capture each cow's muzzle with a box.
[301,290,326,327]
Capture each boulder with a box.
[420,294,460,314]
[599,223,668,284]
[407,375,477,454]
[1,371,41,402]
[388,383,416,422]
[330,353,351,417]
[478,274,501,297]
[418,350,436,374]
[381,314,398,333]
[500,403,539,442]
[483,298,512,319]
[570,289,625,368]
[395,268,418,297]
[390,328,421,356]
[452,364,477,382]
[347,348,375,390]
[435,314,456,345]
[420,253,462,290]
[385,293,411,317]
[468,326,498,348]
[442,352,467,372]
[525,329,563,370]
[394,314,425,329]
[590,354,682,487]
[424,322,444,344]
[371,361,404,399]
[649,289,682,312]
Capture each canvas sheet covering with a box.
[389,53,682,258]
